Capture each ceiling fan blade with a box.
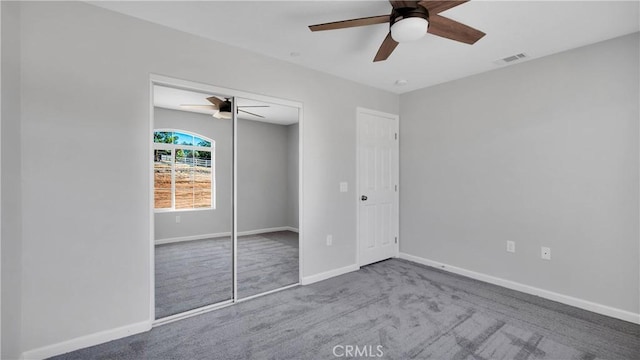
[389,1,419,9]
[180,104,218,110]
[418,0,468,14]
[238,109,265,118]
[206,96,224,108]
[427,14,485,44]
[373,32,399,62]
[309,15,389,31]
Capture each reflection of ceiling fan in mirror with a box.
[180,96,269,119]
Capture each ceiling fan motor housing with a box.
[390,5,429,28]
[219,99,232,113]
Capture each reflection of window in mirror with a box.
[153,129,215,210]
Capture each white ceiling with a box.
[154,85,300,125]
[94,1,639,94]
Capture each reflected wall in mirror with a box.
[237,98,300,299]
[152,85,233,319]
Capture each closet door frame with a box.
[149,74,303,326]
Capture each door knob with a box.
[361,195,368,201]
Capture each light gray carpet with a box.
[155,231,299,318]
[54,259,639,359]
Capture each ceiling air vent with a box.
[494,53,528,66]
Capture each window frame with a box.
[153,129,216,212]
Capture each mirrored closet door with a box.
[151,80,301,320]
[236,98,300,299]
[153,85,234,319]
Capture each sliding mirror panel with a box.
[237,98,300,299]
[153,85,233,319]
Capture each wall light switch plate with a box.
[176,215,181,224]
[326,235,333,246]
[340,182,348,192]
[541,247,551,260]
[506,241,515,253]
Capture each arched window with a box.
[153,129,215,210]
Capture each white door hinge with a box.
[395,236,398,244]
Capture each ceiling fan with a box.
[181,96,269,119]
[309,0,485,62]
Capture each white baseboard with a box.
[301,264,359,285]
[239,226,299,236]
[155,232,229,245]
[284,226,299,234]
[399,253,640,325]
[21,320,151,360]
[155,226,299,245]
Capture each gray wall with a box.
[237,119,297,232]
[12,1,398,354]
[1,2,22,358]
[287,123,299,229]
[154,107,232,240]
[399,33,639,314]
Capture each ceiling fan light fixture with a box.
[391,17,428,42]
[308,1,484,62]
[213,110,232,119]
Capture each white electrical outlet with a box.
[176,215,181,224]
[541,246,551,260]
[326,235,333,246]
[340,182,348,192]
[506,241,515,253]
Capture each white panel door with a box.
[357,108,399,266]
